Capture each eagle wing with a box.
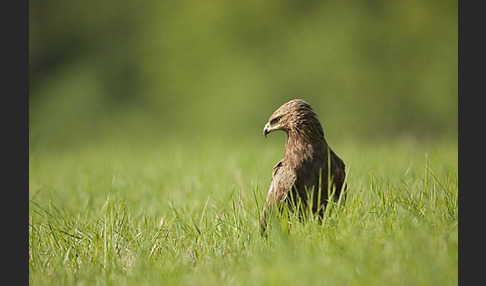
[260,160,296,233]
[329,148,346,200]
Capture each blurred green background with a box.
[30,0,457,152]
[29,3,458,284]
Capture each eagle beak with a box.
[263,123,271,137]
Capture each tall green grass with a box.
[29,138,457,285]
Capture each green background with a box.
[30,0,456,152]
[29,1,457,285]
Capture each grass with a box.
[29,137,457,285]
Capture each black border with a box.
[458,0,485,285]
[2,0,29,284]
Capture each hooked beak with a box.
[263,123,271,137]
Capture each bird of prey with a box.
[261,99,346,233]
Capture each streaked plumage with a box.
[261,99,346,233]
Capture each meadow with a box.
[29,136,457,285]
[30,1,457,284]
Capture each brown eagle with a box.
[261,99,346,233]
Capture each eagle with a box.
[260,99,346,233]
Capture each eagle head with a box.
[263,99,322,139]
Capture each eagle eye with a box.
[270,116,281,125]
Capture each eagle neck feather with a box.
[283,128,328,169]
